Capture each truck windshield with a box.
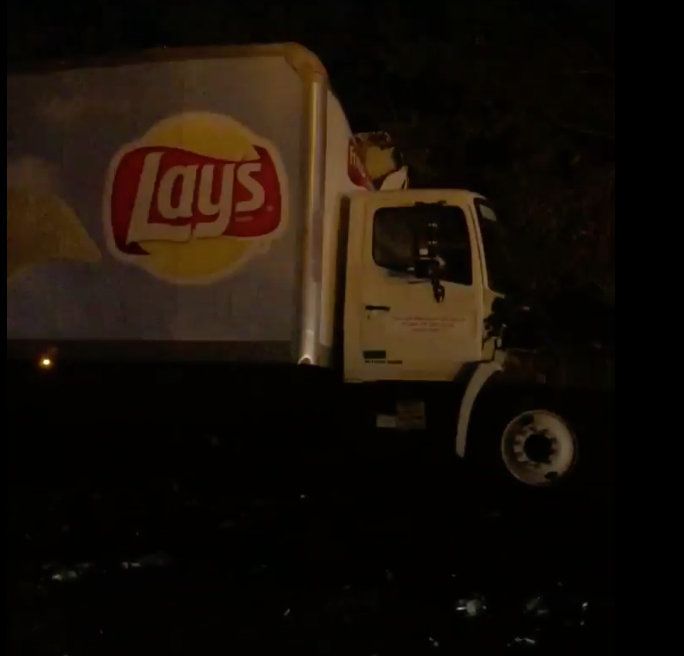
[474,199,514,294]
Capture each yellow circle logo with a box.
[105,113,288,284]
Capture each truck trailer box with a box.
[7,43,371,368]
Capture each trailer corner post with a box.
[297,70,328,366]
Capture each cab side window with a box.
[373,205,472,286]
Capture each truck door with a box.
[344,191,485,382]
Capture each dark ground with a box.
[7,373,614,656]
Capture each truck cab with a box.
[344,189,506,383]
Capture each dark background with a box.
[7,2,615,654]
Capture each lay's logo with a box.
[104,113,288,284]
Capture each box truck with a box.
[7,43,591,489]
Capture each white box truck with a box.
[7,43,592,489]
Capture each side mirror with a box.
[412,218,441,278]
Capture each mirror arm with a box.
[431,274,445,303]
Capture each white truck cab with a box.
[344,189,503,383]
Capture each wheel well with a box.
[457,366,550,459]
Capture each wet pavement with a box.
[8,412,614,655]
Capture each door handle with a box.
[365,305,391,311]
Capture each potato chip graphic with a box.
[7,188,101,281]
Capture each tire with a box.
[466,383,582,492]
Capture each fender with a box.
[456,360,503,457]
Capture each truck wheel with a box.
[468,390,580,489]
[499,408,578,487]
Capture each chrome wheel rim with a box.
[500,410,577,487]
